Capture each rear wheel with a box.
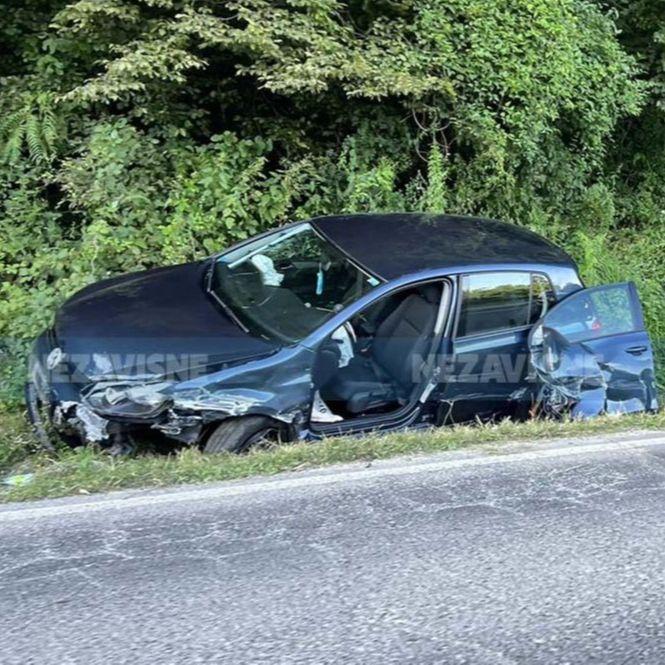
[203,416,283,454]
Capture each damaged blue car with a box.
[26,214,658,453]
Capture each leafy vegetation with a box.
[0,3,663,413]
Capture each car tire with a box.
[203,416,282,454]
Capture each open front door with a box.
[528,282,658,418]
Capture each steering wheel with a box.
[246,285,279,309]
[224,268,277,310]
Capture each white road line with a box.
[3,433,665,523]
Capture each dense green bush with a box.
[0,0,663,404]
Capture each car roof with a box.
[311,213,577,280]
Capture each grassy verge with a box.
[2,406,665,504]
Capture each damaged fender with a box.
[529,282,658,418]
[164,345,315,441]
[79,345,316,444]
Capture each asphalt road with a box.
[4,431,665,664]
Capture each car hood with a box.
[53,261,280,380]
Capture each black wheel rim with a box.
[243,426,282,451]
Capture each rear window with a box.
[457,272,555,337]
[543,283,640,343]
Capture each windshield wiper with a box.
[205,263,251,333]
[209,290,250,333]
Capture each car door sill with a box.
[310,400,424,437]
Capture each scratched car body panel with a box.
[529,282,658,418]
[26,214,658,453]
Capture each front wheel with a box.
[203,416,283,454]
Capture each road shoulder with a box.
[2,428,665,521]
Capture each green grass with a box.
[2,405,665,503]
[0,407,38,473]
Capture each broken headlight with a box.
[84,381,173,419]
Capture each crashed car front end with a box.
[26,329,315,451]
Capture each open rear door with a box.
[528,282,658,418]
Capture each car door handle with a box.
[625,345,648,356]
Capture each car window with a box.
[457,272,531,337]
[457,272,555,338]
[543,283,640,343]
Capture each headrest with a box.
[420,284,441,304]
